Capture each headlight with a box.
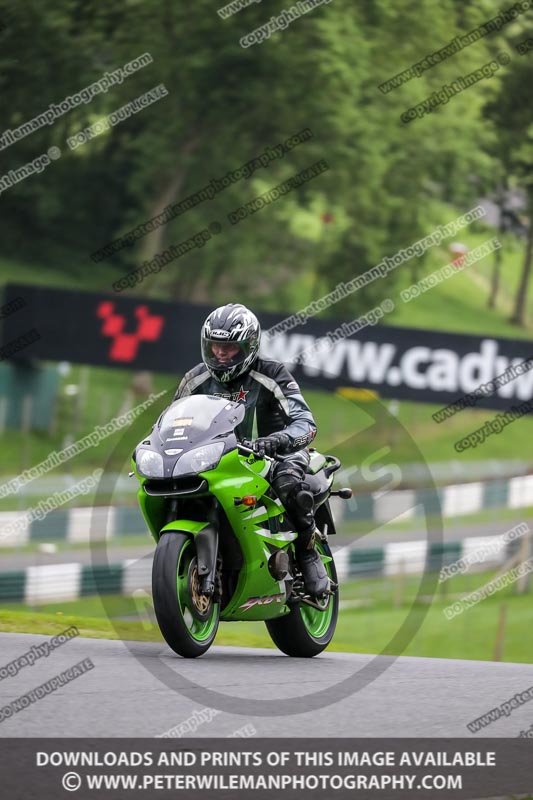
[173,443,224,477]
[137,449,164,478]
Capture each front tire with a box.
[265,541,339,657]
[152,532,220,658]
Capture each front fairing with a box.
[133,395,245,480]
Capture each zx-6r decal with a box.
[239,592,285,611]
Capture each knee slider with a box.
[295,489,314,513]
[272,468,300,499]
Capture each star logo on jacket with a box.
[235,386,249,402]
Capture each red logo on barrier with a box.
[97,302,165,362]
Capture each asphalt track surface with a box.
[0,633,531,738]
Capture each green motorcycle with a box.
[132,394,352,658]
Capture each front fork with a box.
[162,498,220,597]
[195,524,219,596]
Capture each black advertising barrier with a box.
[1,283,532,412]
[1,738,532,799]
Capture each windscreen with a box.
[157,395,244,444]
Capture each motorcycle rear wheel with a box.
[265,541,339,657]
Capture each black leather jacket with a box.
[174,357,316,454]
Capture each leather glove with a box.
[252,432,290,458]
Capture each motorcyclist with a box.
[173,302,330,596]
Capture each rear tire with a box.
[265,541,338,657]
[152,532,220,658]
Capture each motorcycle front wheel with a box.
[152,532,220,658]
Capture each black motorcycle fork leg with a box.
[195,524,219,596]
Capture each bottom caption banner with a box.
[1,739,531,799]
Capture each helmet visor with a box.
[201,338,254,372]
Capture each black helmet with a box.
[201,303,261,383]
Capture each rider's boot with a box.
[294,523,329,597]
